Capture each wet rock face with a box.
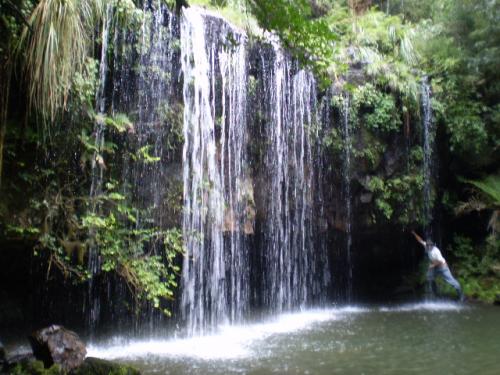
[29,325,86,371]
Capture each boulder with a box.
[29,325,86,372]
[70,357,141,375]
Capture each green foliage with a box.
[451,235,500,302]
[464,175,500,208]
[323,127,343,157]
[248,0,341,83]
[113,0,144,27]
[132,145,161,164]
[457,174,500,235]
[0,100,182,316]
[11,360,62,375]
[101,113,134,133]
[158,101,185,153]
[17,0,106,120]
[412,0,500,167]
[71,357,141,375]
[82,186,184,314]
[350,9,419,99]
[368,174,424,224]
[446,100,488,156]
[189,0,260,31]
[352,83,401,132]
[352,130,384,170]
[71,57,100,109]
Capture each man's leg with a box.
[426,267,437,298]
[438,266,464,301]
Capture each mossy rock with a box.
[9,359,62,375]
[69,357,141,375]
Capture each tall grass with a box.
[18,0,104,120]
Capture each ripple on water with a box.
[377,301,465,312]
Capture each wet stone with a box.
[29,325,86,372]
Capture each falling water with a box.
[342,93,353,302]
[180,7,250,334]
[263,43,328,311]
[181,7,225,334]
[85,4,330,333]
[219,32,250,323]
[421,77,434,238]
[86,4,113,331]
[84,1,181,332]
[120,1,178,332]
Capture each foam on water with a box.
[87,309,337,360]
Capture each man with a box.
[411,231,464,302]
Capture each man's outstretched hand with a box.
[411,230,425,245]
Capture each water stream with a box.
[86,4,113,331]
[180,7,329,333]
[180,7,227,334]
[421,77,434,239]
[341,94,353,303]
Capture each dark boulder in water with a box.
[28,325,86,371]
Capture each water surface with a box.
[88,302,499,374]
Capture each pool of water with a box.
[87,302,500,374]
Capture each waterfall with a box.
[84,4,330,333]
[421,77,434,238]
[342,93,353,302]
[180,7,250,334]
[219,33,250,323]
[86,4,113,331]
[262,43,328,312]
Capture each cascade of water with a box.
[85,4,331,333]
[263,45,291,311]
[219,36,250,323]
[262,43,328,311]
[181,7,225,334]
[129,1,178,332]
[421,77,434,238]
[180,7,251,334]
[342,94,353,302]
[84,1,181,332]
[86,4,113,331]
[314,92,332,303]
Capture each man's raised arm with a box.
[411,231,426,246]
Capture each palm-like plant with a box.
[17,0,105,120]
[456,175,500,234]
[350,9,419,101]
